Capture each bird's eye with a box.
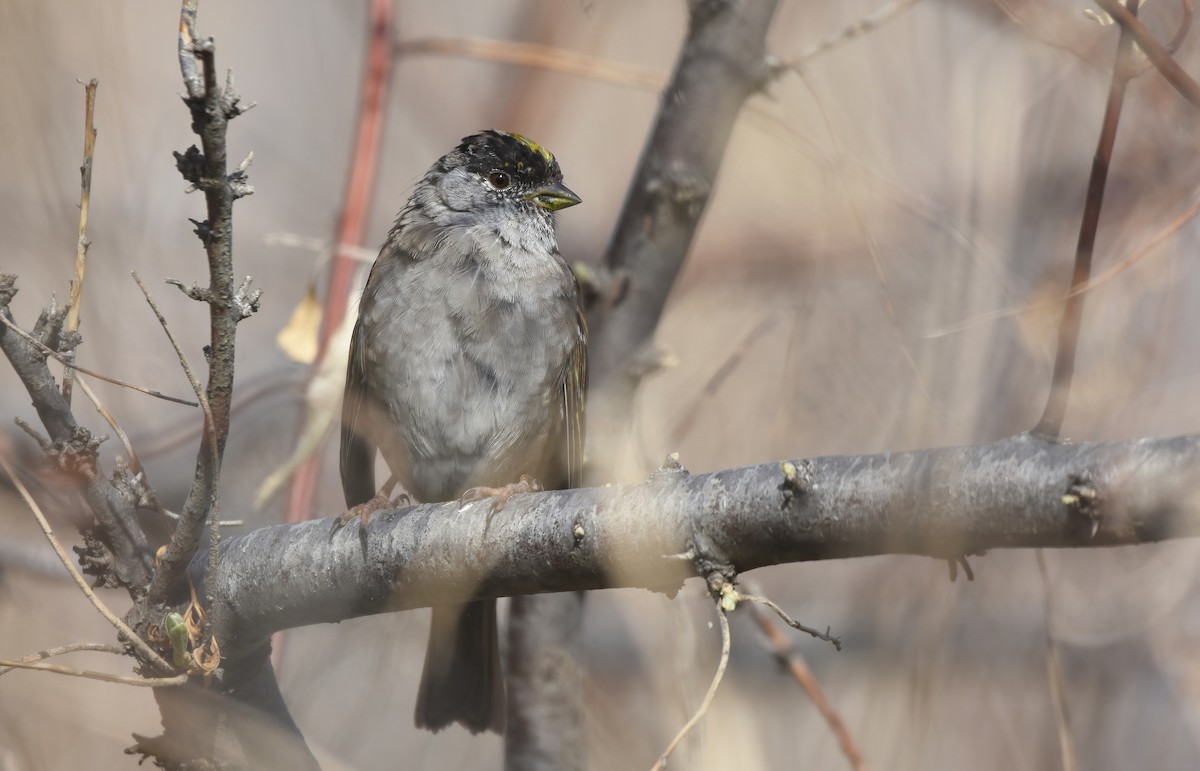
[488,171,511,190]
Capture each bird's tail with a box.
[414,600,505,734]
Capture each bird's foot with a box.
[460,475,543,513]
[335,490,412,531]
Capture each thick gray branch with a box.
[202,432,1200,662]
[588,0,781,384]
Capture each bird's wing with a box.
[340,315,378,508]
[563,308,588,489]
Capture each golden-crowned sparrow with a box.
[339,131,587,734]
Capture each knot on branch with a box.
[232,276,261,321]
[183,218,214,248]
[46,426,105,480]
[573,262,629,312]
[73,527,120,589]
[174,145,205,189]
[778,459,812,509]
[1063,470,1102,539]
[647,161,712,215]
[30,299,78,355]
[0,274,18,311]
[166,277,212,303]
[229,150,255,200]
[649,451,690,483]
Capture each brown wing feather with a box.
[340,316,377,508]
[563,309,588,489]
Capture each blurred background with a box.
[4,0,1200,768]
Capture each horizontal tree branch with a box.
[202,432,1200,662]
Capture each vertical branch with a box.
[62,78,98,405]
[506,2,779,768]
[1035,0,1139,437]
[149,0,257,606]
[282,0,394,530]
[585,0,781,480]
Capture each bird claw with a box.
[334,490,412,532]
[460,475,543,513]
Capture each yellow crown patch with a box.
[507,133,555,166]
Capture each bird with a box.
[339,130,587,735]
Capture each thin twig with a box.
[1036,551,1078,771]
[75,376,143,476]
[1095,0,1200,109]
[75,375,175,533]
[0,642,126,675]
[746,601,869,771]
[651,606,731,771]
[736,592,842,651]
[794,69,943,418]
[0,314,198,407]
[1166,0,1194,54]
[927,195,1200,338]
[0,455,173,673]
[131,272,223,623]
[62,78,98,406]
[787,0,923,68]
[397,36,663,91]
[0,658,187,687]
[1035,0,1140,437]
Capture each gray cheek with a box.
[439,170,486,213]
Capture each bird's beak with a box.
[527,180,582,211]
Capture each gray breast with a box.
[360,242,576,503]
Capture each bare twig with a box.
[282,0,394,530]
[1094,0,1200,109]
[131,273,222,622]
[149,0,253,607]
[1165,0,1194,54]
[746,601,869,771]
[651,604,731,771]
[0,642,126,675]
[0,455,173,673]
[62,78,98,405]
[1036,0,1140,437]
[397,36,664,91]
[794,68,942,416]
[927,195,1200,338]
[1036,551,1078,771]
[0,314,198,407]
[0,658,187,687]
[786,0,924,68]
[75,376,143,476]
[735,591,842,650]
[588,0,781,481]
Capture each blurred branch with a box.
[0,276,157,593]
[651,602,731,771]
[1036,551,1078,771]
[785,0,923,68]
[0,658,188,687]
[62,78,98,406]
[1036,0,1139,437]
[396,36,664,90]
[926,195,1200,339]
[0,642,126,675]
[1095,0,1200,109]
[282,0,393,528]
[746,598,869,771]
[587,0,781,480]
[0,454,172,672]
